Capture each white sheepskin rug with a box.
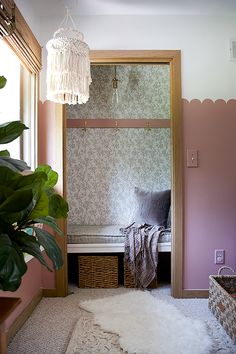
[79,290,212,354]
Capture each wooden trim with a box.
[7,289,42,344]
[0,297,21,354]
[89,50,180,63]
[1,0,42,73]
[61,50,183,298]
[42,288,58,297]
[170,51,183,298]
[67,118,170,129]
[182,290,209,298]
[54,220,68,296]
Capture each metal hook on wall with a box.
[145,121,151,131]
[114,120,119,132]
[82,120,87,132]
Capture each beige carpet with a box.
[8,285,236,354]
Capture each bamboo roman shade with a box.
[0,0,42,73]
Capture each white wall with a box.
[14,1,236,99]
[14,10,236,101]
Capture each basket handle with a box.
[218,266,235,275]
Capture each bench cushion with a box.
[67,224,171,245]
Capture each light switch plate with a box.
[187,149,198,167]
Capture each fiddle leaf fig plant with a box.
[0,75,69,291]
[0,75,6,89]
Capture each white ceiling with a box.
[21,0,236,17]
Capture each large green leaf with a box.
[0,219,15,237]
[0,150,10,157]
[14,231,51,270]
[0,186,14,204]
[35,165,58,188]
[0,189,33,214]
[0,76,7,89]
[0,233,27,291]
[0,121,28,144]
[0,157,29,172]
[0,165,19,185]
[27,191,49,220]
[0,167,46,192]
[48,194,69,219]
[13,171,47,191]
[34,216,64,236]
[34,227,63,270]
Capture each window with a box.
[0,0,42,169]
[0,39,37,169]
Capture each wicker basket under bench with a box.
[209,266,236,343]
[124,259,157,288]
[78,255,119,288]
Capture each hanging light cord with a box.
[58,6,77,29]
[112,65,118,89]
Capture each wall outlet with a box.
[214,249,225,264]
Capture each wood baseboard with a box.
[7,286,64,344]
[182,289,209,298]
[42,288,58,297]
[7,289,42,344]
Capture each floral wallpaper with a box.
[66,64,171,225]
[67,64,170,120]
[67,128,171,225]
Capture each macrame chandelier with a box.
[46,8,92,105]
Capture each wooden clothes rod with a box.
[67,118,170,129]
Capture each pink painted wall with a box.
[0,258,43,330]
[183,99,236,289]
[38,100,58,289]
[38,100,57,166]
[37,98,236,291]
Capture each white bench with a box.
[67,224,171,254]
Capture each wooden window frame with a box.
[0,0,41,167]
[0,0,41,73]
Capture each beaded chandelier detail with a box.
[46,9,92,105]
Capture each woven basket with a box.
[124,259,157,288]
[78,255,118,288]
[209,266,236,343]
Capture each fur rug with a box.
[75,290,212,354]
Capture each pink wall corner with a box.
[38,100,64,290]
[38,100,57,289]
[38,100,57,165]
[183,99,236,289]
[0,258,43,330]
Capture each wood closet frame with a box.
[58,50,183,298]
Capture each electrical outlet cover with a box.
[214,249,225,264]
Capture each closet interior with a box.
[66,63,172,288]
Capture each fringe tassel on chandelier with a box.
[46,10,91,105]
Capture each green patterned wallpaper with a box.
[67,64,170,119]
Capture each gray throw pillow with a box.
[166,207,171,229]
[133,187,171,227]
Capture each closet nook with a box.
[66,64,172,288]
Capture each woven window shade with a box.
[0,0,41,73]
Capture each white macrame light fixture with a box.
[46,8,92,105]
